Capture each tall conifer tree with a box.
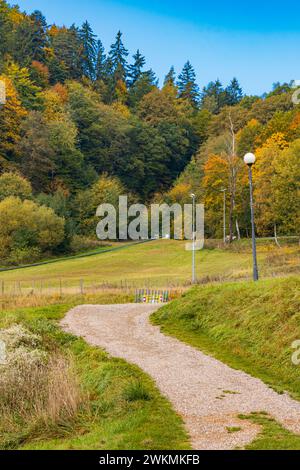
[177,61,199,106]
[128,49,145,86]
[79,21,97,80]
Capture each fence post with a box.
[80,279,84,295]
[59,278,62,297]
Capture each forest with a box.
[0,0,299,265]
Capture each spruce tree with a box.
[79,21,97,80]
[48,25,82,82]
[108,30,129,82]
[128,49,145,86]
[30,10,48,62]
[177,61,199,106]
[201,79,224,113]
[163,66,176,87]
[225,77,243,105]
[95,39,106,81]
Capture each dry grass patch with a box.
[0,325,83,448]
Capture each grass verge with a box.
[151,276,300,400]
[151,276,300,449]
[0,297,189,450]
[239,413,300,450]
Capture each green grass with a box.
[0,299,189,450]
[151,276,300,399]
[0,239,298,292]
[226,427,242,434]
[151,276,300,449]
[239,413,300,450]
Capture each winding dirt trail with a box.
[61,304,300,450]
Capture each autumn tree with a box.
[0,75,27,170]
[0,172,32,201]
[0,196,65,263]
[252,133,288,240]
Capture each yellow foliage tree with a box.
[253,133,289,237]
[0,75,27,170]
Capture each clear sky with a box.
[14,0,300,95]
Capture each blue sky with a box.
[15,0,300,95]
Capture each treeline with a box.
[0,0,299,265]
[0,0,243,197]
[165,89,300,240]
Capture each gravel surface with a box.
[61,304,300,450]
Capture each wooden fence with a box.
[0,278,184,300]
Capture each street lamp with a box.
[190,193,196,284]
[244,153,259,281]
[220,188,227,244]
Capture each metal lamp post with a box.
[244,153,259,281]
[190,193,196,284]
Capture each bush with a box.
[0,196,65,264]
[7,246,41,265]
[69,235,105,253]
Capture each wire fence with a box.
[0,277,190,310]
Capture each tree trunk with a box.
[236,219,241,240]
[229,193,234,243]
[274,224,281,248]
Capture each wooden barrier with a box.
[135,289,169,304]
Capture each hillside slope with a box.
[152,277,300,399]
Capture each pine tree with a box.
[163,66,176,87]
[79,21,97,80]
[201,79,224,113]
[48,25,82,82]
[95,39,106,81]
[108,31,129,82]
[177,61,199,106]
[128,49,145,86]
[225,77,243,105]
[13,17,36,67]
[30,10,48,62]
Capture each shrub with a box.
[0,196,65,264]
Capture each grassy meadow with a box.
[0,238,300,450]
[0,239,299,298]
[151,276,300,399]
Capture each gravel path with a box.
[61,304,300,450]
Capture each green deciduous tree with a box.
[0,196,65,263]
